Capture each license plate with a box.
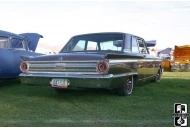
[50,79,70,88]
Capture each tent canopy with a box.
[157,47,172,56]
[145,40,156,47]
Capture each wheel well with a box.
[159,65,162,69]
[159,65,163,73]
[133,75,138,83]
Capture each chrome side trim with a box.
[154,59,162,62]
[138,75,155,80]
[109,59,161,63]
[112,72,138,78]
[110,59,138,63]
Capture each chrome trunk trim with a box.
[27,61,98,72]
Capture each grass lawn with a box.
[0,72,189,127]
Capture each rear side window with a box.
[73,40,86,51]
[11,38,27,50]
[100,40,122,51]
[87,41,98,50]
[131,36,148,54]
[137,39,148,54]
[131,37,139,53]
[0,37,9,48]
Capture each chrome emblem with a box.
[58,57,63,61]
[55,63,66,69]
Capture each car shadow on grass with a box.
[54,88,118,97]
[0,78,190,100]
[0,78,21,88]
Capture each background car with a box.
[0,30,44,79]
[19,32,162,96]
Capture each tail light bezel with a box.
[20,61,29,73]
[96,60,109,74]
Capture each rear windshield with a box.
[60,33,124,52]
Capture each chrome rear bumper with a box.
[19,72,136,89]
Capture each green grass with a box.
[0,72,190,127]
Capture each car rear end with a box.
[19,57,114,89]
[171,45,190,71]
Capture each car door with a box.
[0,37,15,78]
[131,36,154,80]
[131,36,145,80]
[136,37,154,78]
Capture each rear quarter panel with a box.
[13,49,43,75]
[0,48,15,78]
[0,48,43,79]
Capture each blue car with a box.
[0,30,43,79]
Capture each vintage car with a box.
[160,55,171,71]
[19,32,162,96]
[170,45,190,71]
[159,46,190,71]
[157,48,173,71]
[0,30,43,79]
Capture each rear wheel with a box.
[117,76,134,96]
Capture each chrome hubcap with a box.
[126,77,133,94]
[156,70,161,81]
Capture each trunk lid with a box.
[19,33,43,52]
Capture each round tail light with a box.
[20,61,29,73]
[96,60,109,74]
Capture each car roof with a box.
[72,32,136,37]
[0,30,24,39]
[72,32,144,40]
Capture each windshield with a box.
[60,33,124,52]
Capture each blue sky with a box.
[0,1,190,52]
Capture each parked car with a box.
[0,30,43,79]
[19,32,162,96]
[169,45,190,71]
